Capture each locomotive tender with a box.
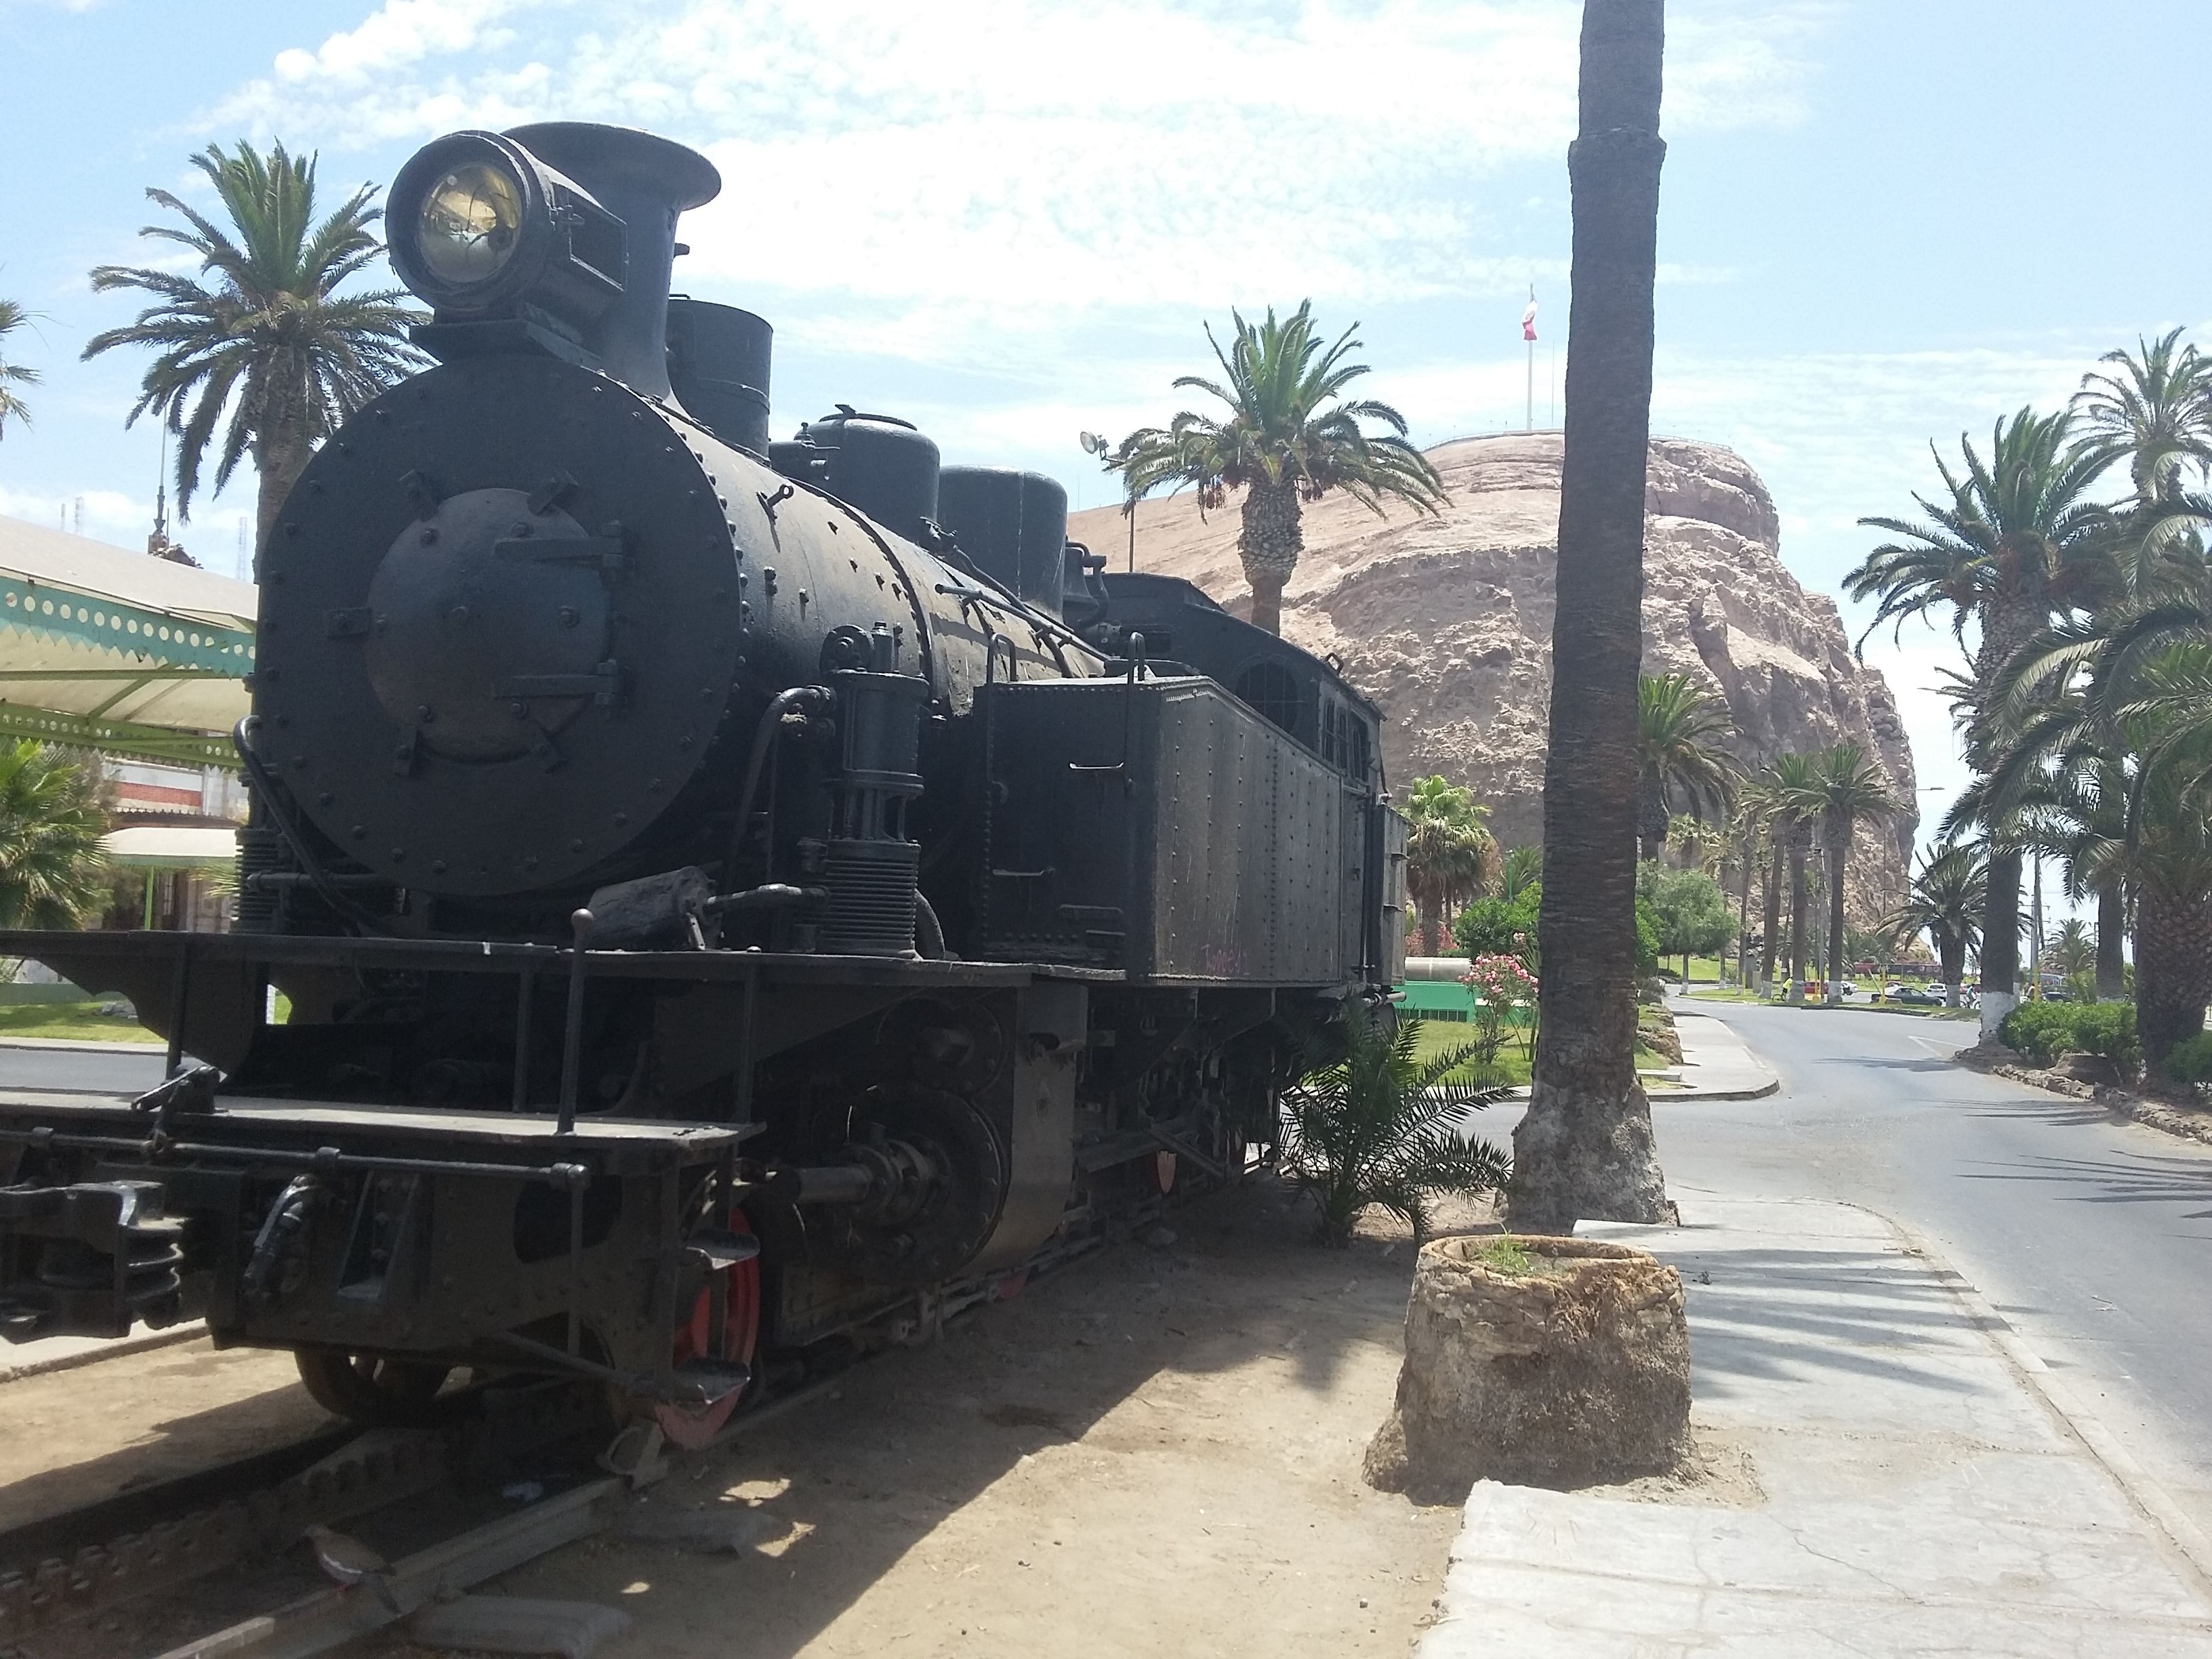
[0,123,1406,1441]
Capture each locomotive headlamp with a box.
[417,160,525,285]
[388,131,626,331]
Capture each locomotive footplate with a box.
[0,1077,761,1409]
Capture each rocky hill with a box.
[1067,432,1918,919]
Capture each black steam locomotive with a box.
[0,123,1405,1444]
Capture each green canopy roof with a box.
[0,515,256,767]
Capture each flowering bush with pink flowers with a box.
[1460,954,1540,1069]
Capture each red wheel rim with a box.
[675,1207,760,1368]
[660,1208,760,1449]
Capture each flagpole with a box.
[1523,283,1537,432]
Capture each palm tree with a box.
[1883,844,1988,1007]
[1981,535,2212,1076]
[1957,731,2131,1001]
[1784,743,1897,1005]
[2044,918,2097,981]
[2072,329,2212,510]
[1847,407,2114,1035]
[2109,642,2212,1079]
[0,300,39,440]
[1404,777,1494,957]
[1739,769,1791,997]
[1725,785,1776,993]
[0,742,109,928]
[82,140,423,556]
[1666,815,1727,877]
[1761,753,1820,1002]
[1497,844,1542,902]
[1508,0,1671,1233]
[1636,672,1737,861]
[1108,301,1444,634]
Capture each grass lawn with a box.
[0,1000,164,1044]
[1404,1018,1671,1088]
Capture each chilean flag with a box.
[1521,295,1538,342]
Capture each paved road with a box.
[1664,996,2212,1529]
[0,1044,167,1093]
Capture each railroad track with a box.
[0,1202,1130,1657]
[0,1373,846,1659]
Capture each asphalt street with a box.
[1662,996,2212,1531]
[0,1043,167,1093]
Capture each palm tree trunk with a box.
[1238,480,1303,636]
[252,398,309,571]
[2094,882,2126,1001]
[1966,600,2036,1039]
[1981,847,2024,1037]
[1825,821,1850,1005]
[1759,836,1783,997]
[1937,927,1964,1006]
[2135,883,2212,1088]
[1506,0,1669,1234]
[1637,771,1668,864]
[1786,842,1807,1002]
[1736,835,1753,991]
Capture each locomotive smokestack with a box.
[501,122,720,401]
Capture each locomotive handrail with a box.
[718,684,830,890]
[0,1125,599,1189]
[231,716,395,938]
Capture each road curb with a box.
[1663,1004,1782,1101]
[1664,1078,1780,1102]
[1873,1208,2212,1596]
[0,1322,208,1385]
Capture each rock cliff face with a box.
[1067,432,1918,918]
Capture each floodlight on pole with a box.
[1078,429,1136,572]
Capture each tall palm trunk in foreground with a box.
[2137,882,2212,1087]
[1507,0,1671,1232]
[2095,882,2127,1001]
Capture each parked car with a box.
[1890,985,1945,1007]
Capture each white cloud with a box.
[0,486,153,546]
[208,0,1819,323]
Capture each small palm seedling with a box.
[1280,1014,1512,1248]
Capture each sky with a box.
[2,0,2208,906]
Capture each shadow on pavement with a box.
[1651,1244,1988,1402]
[1953,1150,2212,1222]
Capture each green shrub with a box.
[1281,1015,1513,1246]
[2068,1001,2139,1069]
[2000,1000,2137,1069]
[2165,1031,2212,1084]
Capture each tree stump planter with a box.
[1364,1234,1689,1502]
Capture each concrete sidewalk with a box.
[1663,1004,1779,1100]
[1418,1191,2212,1657]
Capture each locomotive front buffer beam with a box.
[0,1082,765,1411]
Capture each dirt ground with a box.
[371,1175,1471,1658]
[0,1340,331,1533]
[0,1176,1475,1656]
